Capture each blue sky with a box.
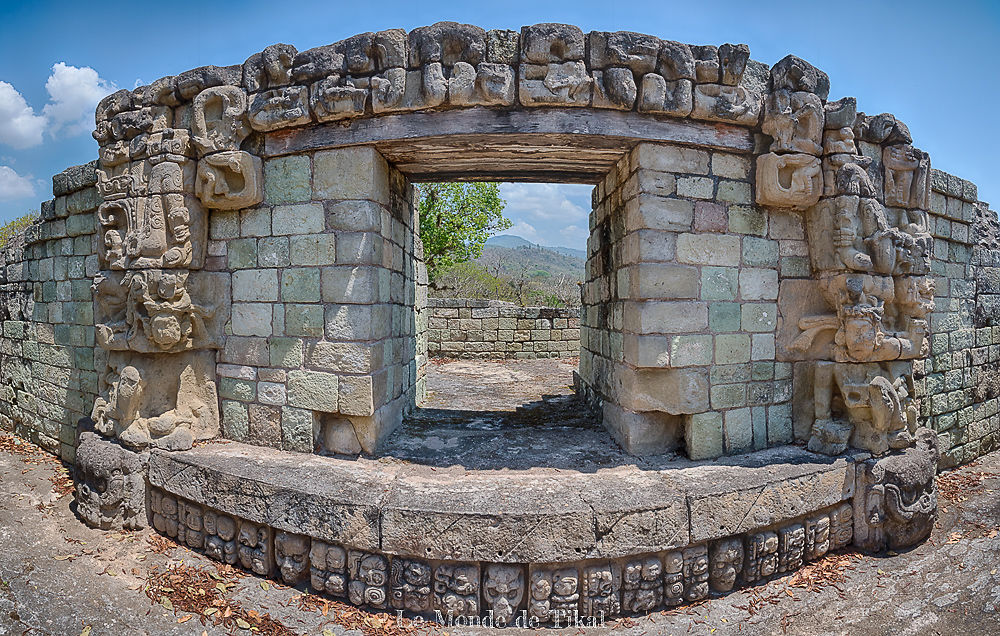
[0,0,996,249]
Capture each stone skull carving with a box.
[73,432,146,530]
[483,564,525,625]
[275,531,311,584]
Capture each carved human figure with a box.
[348,552,389,609]
[390,558,433,613]
[238,522,274,577]
[309,541,347,596]
[91,364,143,438]
[708,538,744,593]
[483,564,525,625]
[762,90,823,155]
[73,432,146,530]
[204,511,239,564]
[884,145,929,209]
[275,531,311,584]
[433,563,479,617]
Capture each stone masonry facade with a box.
[426,298,580,359]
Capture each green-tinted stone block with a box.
[281,406,315,452]
[715,333,750,364]
[701,266,738,301]
[219,377,256,402]
[742,303,777,332]
[711,383,746,409]
[751,361,774,381]
[284,304,324,337]
[709,302,741,332]
[742,237,779,267]
[228,238,258,269]
[265,155,312,204]
[222,400,249,440]
[270,337,304,368]
[728,205,767,235]
[281,268,321,302]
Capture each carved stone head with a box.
[483,564,524,625]
[275,531,310,584]
[708,537,744,592]
[74,432,145,530]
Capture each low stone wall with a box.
[426,298,580,359]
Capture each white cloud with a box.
[497,221,540,242]
[42,62,115,137]
[560,224,589,245]
[499,183,590,222]
[0,166,36,200]
[0,82,46,149]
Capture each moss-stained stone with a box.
[265,155,312,204]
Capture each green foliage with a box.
[418,182,510,281]
[0,211,37,249]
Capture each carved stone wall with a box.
[426,298,579,359]
[0,21,995,471]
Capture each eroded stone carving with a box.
[528,566,579,623]
[433,563,479,617]
[777,523,805,573]
[195,150,264,210]
[829,502,854,550]
[804,513,830,561]
[884,145,930,209]
[151,489,179,537]
[73,431,146,530]
[756,153,822,209]
[621,556,662,613]
[856,427,939,552]
[581,563,620,618]
[743,530,778,583]
[348,551,389,609]
[249,86,312,131]
[97,193,205,270]
[763,90,823,155]
[519,24,592,106]
[390,558,433,613]
[275,531,311,584]
[690,44,762,125]
[204,510,239,564]
[663,551,684,606]
[310,76,368,122]
[708,537,743,593]
[191,86,251,155]
[91,351,220,450]
[682,545,709,601]
[239,521,275,577]
[309,541,348,597]
[483,564,525,625]
[177,500,204,549]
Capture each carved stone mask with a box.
[483,565,524,624]
[275,532,310,584]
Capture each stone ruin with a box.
[0,21,996,623]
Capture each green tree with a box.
[418,182,510,282]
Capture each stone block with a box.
[281,268,321,302]
[284,304,324,337]
[339,375,375,416]
[289,233,336,266]
[325,200,383,232]
[715,333,751,364]
[724,408,753,453]
[677,234,740,266]
[272,202,325,235]
[623,301,708,334]
[231,303,273,337]
[739,268,778,300]
[265,155,312,204]
[693,201,728,233]
[321,266,380,303]
[635,143,709,175]
[222,400,249,440]
[269,337,304,368]
[701,266,738,300]
[625,195,694,232]
[602,401,682,456]
[686,411,723,460]
[287,370,339,413]
[616,365,710,414]
[281,407,315,452]
[627,263,700,300]
[670,334,713,366]
[676,176,714,200]
[240,206,271,237]
[742,237,779,267]
[307,341,378,374]
[711,153,751,179]
[258,237,290,267]
[227,238,258,269]
[233,269,278,302]
[313,147,390,203]
[741,303,778,332]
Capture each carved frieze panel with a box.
[191,86,251,156]
[883,145,930,209]
[390,558,433,613]
[448,62,515,107]
[803,513,830,561]
[310,540,348,597]
[519,24,592,106]
[348,551,389,609]
[580,563,620,618]
[528,566,579,623]
[708,537,743,593]
[621,556,663,613]
[682,545,709,601]
[238,521,275,577]
[777,523,804,573]
[249,86,312,131]
[275,531,311,584]
[742,530,778,583]
[204,510,239,564]
[177,500,205,549]
[195,150,264,210]
[97,192,206,270]
[310,76,368,122]
[151,489,179,538]
[483,564,525,625]
[663,550,684,606]
[763,90,823,155]
[433,563,480,617]
[756,153,823,210]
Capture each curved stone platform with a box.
[147,441,863,620]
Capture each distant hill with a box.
[478,235,585,282]
[486,235,587,261]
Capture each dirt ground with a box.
[1,359,999,635]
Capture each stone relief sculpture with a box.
[621,556,663,613]
[708,537,743,593]
[528,566,579,623]
[681,545,709,601]
[204,510,239,564]
[390,558,433,613]
[855,428,939,551]
[519,24,592,106]
[73,432,146,530]
[348,551,389,609]
[581,564,620,617]
[239,521,275,577]
[310,541,348,597]
[433,563,480,617]
[482,564,525,624]
[275,531,311,584]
